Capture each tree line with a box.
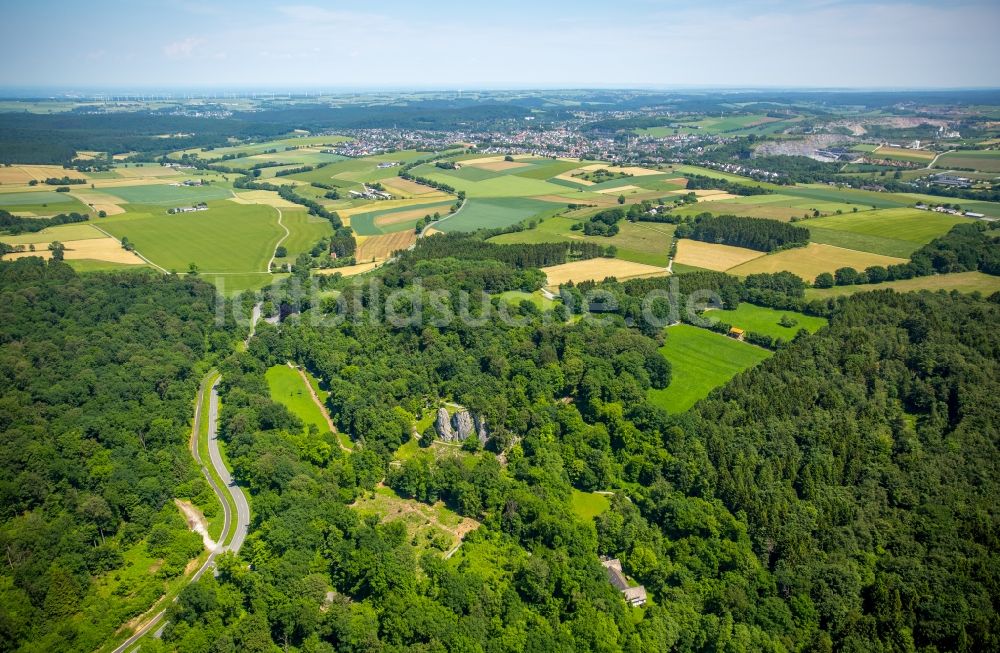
[679,214,810,251]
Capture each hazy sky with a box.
[2,0,998,89]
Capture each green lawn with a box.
[571,490,611,522]
[804,207,970,244]
[412,165,570,198]
[100,201,282,273]
[66,259,151,273]
[265,364,330,434]
[647,324,772,413]
[705,303,827,342]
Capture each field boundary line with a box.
[89,224,169,273]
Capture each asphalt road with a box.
[110,375,250,653]
[208,379,250,553]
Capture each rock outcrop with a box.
[453,410,474,441]
[435,407,454,441]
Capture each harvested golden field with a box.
[555,170,595,186]
[71,191,125,215]
[473,160,532,171]
[728,243,907,280]
[2,237,145,264]
[382,177,438,195]
[356,231,416,261]
[0,224,106,245]
[689,191,738,202]
[0,165,85,184]
[674,239,764,271]
[113,164,183,178]
[314,261,381,276]
[338,198,448,218]
[873,145,935,161]
[542,258,667,286]
[422,227,444,237]
[374,206,442,227]
[595,184,640,194]
[230,190,299,208]
[578,163,661,177]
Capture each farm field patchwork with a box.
[490,217,675,266]
[350,200,456,236]
[647,324,772,413]
[542,257,667,286]
[100,201,282,273]
[673,238,764,271]
[873,145,936,163]
[804,271,1000,298]
[705,303,828,341]
[934,150,1000,173]
[727,243,908,281]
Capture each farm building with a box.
[600,558,647,607]
[728,327,746,341]
[167,202,208,214]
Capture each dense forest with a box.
[0,259,233,651]
[147,256,1000,652]
[1,222,998,652]
[678,214,810,252]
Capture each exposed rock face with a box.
[435,408,454,441]
[475,415,489,446]
[452,410,474,441]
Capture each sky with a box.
[1,0,999,90]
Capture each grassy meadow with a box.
[647,324,772,413]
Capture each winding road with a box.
[110,370,251,653]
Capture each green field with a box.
[66,259,151,273]
[0,222,106,244]
[413,164,570,198]
[435,197,562,232]
[804,271,1000,298]
[175,134,353,160]
[805,207,969,246]
[647,324,772,413]
[491,216,675,266]
[706,303,827,341]
[272,209,333,266]
[806,226,919,258]
[100,201,282,273]
[571,490,611,522]
[101,183,234,205]
[266,364,330,434]
[201,273,284,296]
[288,149,446,186]
[934,150,1000,173]
[0,190,81,206]
[638,114,789,137]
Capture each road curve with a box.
[208,379,251,553]
[110,375,235,653]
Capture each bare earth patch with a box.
[174,499,217,552]
[595,184,640,194]
[674,239,765,271]
[382,177,439,195]
[542,258,668,286]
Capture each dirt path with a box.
[174,499,217,552]
[266,207,288,272]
